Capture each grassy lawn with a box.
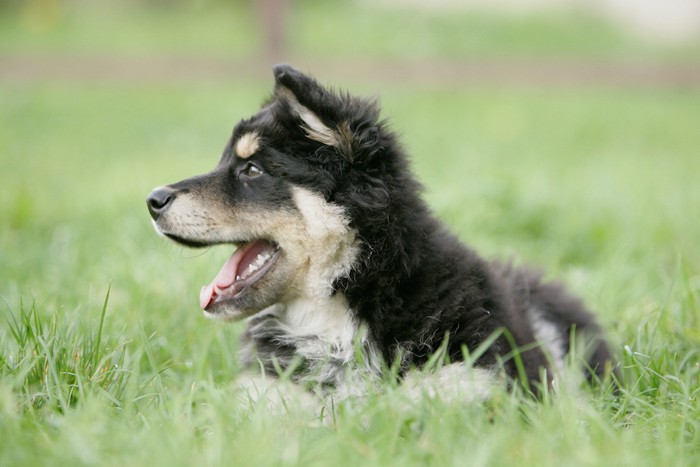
[1,2,699,466]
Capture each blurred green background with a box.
[2,0,699,313]
[1,1,699,465]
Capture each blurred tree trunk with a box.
[256,0,291,61]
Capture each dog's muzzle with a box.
[146,187,175,220]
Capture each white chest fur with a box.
[243,293,383,396]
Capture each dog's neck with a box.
[241,293,383,393]
[281,293,357,348]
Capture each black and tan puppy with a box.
[147,65,615,396]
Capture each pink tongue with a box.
[213,248,244,289]
[199,240,275,310]
[199,284,216,310]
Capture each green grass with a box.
[1,2,700,466]
[1,79,698,466]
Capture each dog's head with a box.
[147,65,402,321]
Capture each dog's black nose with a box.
[146,187,174,220]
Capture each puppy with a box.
[147,65,616,399]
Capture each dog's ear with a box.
[273,65,327,109]
[272,65,382,163]
[272,64,344,148]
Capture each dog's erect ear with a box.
[272,64,345,148]
[273,64,330,111]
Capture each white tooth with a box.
[239,250,274,281]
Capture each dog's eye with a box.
[240,163,264,178]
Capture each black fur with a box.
[279,65,614,385]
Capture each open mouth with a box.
[199,239,281,312]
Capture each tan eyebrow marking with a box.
[235,132,261,159]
